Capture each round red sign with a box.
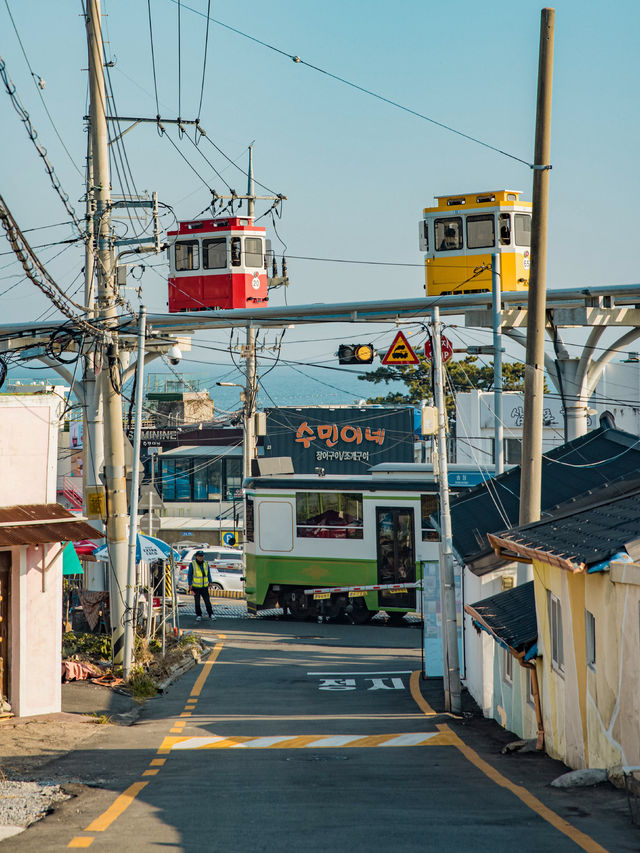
[425,335,453,363]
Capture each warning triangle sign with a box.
[381,331,419,365]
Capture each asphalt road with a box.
[8,616,638,852]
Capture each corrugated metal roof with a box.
[465,581,537,653]
[0,504,98,547]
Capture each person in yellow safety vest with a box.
[188,551,215,621]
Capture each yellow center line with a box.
[84,782,148,833]
[190,642,223,697]
[408,669,608,853]
[68,641,226,847]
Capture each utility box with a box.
[421,406,438,436]
[254,411,267,436]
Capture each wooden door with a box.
[0,552,10,704]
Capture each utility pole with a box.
[243,146,258,481]
[520,7,555,527]
[492,254,504,475]
[431,306,461,713]
[123,306,146,679]
[86,0,129,666]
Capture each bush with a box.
[127,666,157,700]
[63,632,111,660]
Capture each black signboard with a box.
[264,407,414,475]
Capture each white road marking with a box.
[307,671,413,676]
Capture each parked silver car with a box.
[175,547,244,593]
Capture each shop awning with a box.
[0,504,98,547]
[63,541,84,575]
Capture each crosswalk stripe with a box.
[166,732,452,750]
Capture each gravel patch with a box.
[0,779,69,830]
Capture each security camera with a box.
[167,344,182,365]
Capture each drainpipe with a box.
[520,654,544,751]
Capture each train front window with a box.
[203,238,226,269]
[435,217,463,251]
[175,240,200,271]
[515,213,531,246]
[244,237,263,267]
[231,237,242,266]
[296,492,363,539]
[467,214,495,249]
[499,213,511,245]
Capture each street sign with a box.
[425,335,453,364]
[381,331,419,365]
[140,484,165,511]
[223,532,237,546]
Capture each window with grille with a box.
[547,590,564,674]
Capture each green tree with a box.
[358,356,527,420]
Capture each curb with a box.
[156,654,199,694]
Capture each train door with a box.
[0,553,10,707]
[375,507,416,610]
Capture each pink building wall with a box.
[0,397,63,716]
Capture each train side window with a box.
[421,494,439,541]
[499,213,511,246]
[435,217,463,251]
[515,213,532,246]
[203,238,227,269]
[296,492,363,540]
[231,236,242,266]
[244,237,263,267]
[467,214,495,249]
[175,240,200,271]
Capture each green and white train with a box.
[244,463,475,625]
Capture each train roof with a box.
[244,463,486,493]
[423,190,531,214]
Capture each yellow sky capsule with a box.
[419,190,532,297]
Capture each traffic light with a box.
[338,343,375,365]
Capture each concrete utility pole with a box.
[492,254,504,475]
[243,145,258,481]
[519,7,555,527]
[431,306,461,713]
[86,0,129,666]
[123,306,146,678]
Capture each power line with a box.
[3,0,84,176]
[146,0,160,116]
[196,0,212,122]
[172,0,534,168]
[0,55,87,237]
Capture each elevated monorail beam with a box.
[133,282,640,335]
[1,282,640,340]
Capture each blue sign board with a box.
[448,470,487,488]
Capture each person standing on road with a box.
[188,551,215,621]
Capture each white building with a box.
[454,357,640,467]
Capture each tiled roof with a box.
[465,581,537,653]
[447,416,640,574]
[487,487,640,573]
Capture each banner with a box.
[264,407,414,475]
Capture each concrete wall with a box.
[464,566,537,741]
[533,559,640,770]
[0,396,62,716]
[0,397,58,504]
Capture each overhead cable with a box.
[171,0,534,168]
[3,0,84,176]
[0,55,87,238]
[0,194,103,338]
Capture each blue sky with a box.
[1,0,639,390]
